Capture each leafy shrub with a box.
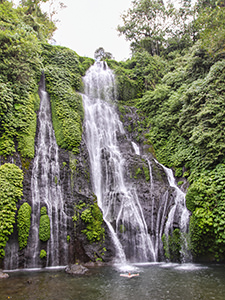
[73,201,105,244]
[40,249,47,259]
[0,163,23,258]
[0,2,42,158]
[186,164,225,260]
[107,51,165,102]
[81,202,105,243]
[162,229,181,262]
[17,202,32,250]
[39,207,50,242]
[42,44,89,154]
[40,206,47,216]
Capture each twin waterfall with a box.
[4,62,190,270]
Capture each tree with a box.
[195,0,225,57]
[19,0,57,40]
[48,0,67,22]
[94,47,113,61]
[117,0,198,56]
[117,0,170,55]
[20,0,49,15]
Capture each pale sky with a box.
[13,0,133,61]
[50,0,132,61]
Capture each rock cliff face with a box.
[2,77,189,270]
[115,107,178,260]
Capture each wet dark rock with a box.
[65,264,89,275]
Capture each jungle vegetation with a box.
[0,0,225,262]
[0,0,93,260]
[110,0,225,261]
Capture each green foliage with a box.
[134,42,225,260]
[162,229,181,262]
[138,46,223,172]
[81,208,93,223]
[107,51,165,101]
[94,47,113,61]
[134,168,142,179]
[196,1,225,58]
[143,166,150,182]
[17,202,31,250]
[117,0,168,55]
[0,163,23,258]
[179,60,225,168]
[81,202,105,243]
[78,56,95,76]
[1,0,224,263]
[119,224,126,233]
[40,249,47,259]
[19,0,56,41]
[0,1,42,158]
[42,44,88,154]
[186,164,225,260]
[117,0,195,56]
[73,200,105,244]
[39,207,50,242]
[0,2,94,158]
[40,206,47,216]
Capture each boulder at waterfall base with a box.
[0,270,9,279]
[65,264,89,275]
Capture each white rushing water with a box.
[82,62,156,263]
[25,82,68,268]
[130,138,190,262]
[155,160,191,262]
[3,78,68,270]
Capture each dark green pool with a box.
[1,263,225,300]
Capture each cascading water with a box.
[25,78,68,268]
[82,62,156,263]
[154,160,191,262]
[132,144,191,262]
[82,62,191,264]
[4,76,69,270]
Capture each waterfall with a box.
[155,160,191,262]
[82,62,191,264]
[24,81,68,268]
[4,78,68,269]
[82,62,156,263]
[131,142,140,155]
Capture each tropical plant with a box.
[17,202,32,249]
[0,163,23,258]
[39,206,50,242]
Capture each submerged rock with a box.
[65,264,89,275]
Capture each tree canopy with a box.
[94,47,113,61]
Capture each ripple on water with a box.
[1,264,225,300]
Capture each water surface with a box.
[1,263,225,300]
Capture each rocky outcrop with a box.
[58,136,116,264]
[65,264,89,275]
